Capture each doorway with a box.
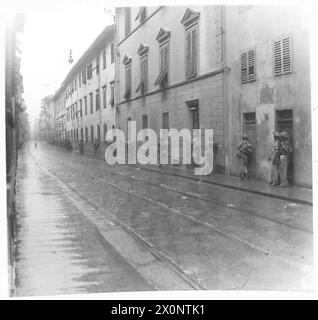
[242,112,256,178]
[276,109,293,184]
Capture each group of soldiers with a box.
[237,131,292,187]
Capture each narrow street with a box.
[14,142,313,296]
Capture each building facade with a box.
[53,24,116,157]
[116,6,227,172]
[225,6,311,187]
[115,6,311,187]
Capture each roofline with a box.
[53,24,114,100]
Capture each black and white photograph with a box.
[2,0,317,299]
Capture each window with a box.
[155,28,170,87]
[241,50,256,83]
[103,123,107,141]
[122,57,132,100]
[125,7,131,36]
[162,112,169,129]
[82,69,86,84]
[74,78,77,91]
[91,125,94,142]
[95,57,99,75]
[185,25,198,79]
[96,89,100,111]
[81,128,83,141]
[137,44,149,95]
[111,43,115,64]
[140,57,148,94]
[243,112,256,124]
[79,99,82,117]
[110,82,115,106]
[84,96,87,115]
[90,92,93,113]
[97,124,101,142]
[142,115,148,129]
[79,73,81,88]
[103,50,106,69]
[103,85,107,108]
[87,64,92,80]
[85,127,88,141]
[274,37,292,76]
[74,102,78,119]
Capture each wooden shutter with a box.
[248,50,255,81]
[274,37,291,76]
[274,40,282,75]
[186,31,191,77]
[241,52,248,83]
[282,37,291,73]
[241,50,255,83]
[191,28,197,76]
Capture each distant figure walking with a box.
[34,142,37,149]
[237,134,253,180]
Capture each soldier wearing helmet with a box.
[278,131,291,187]
[269,131,281,185]
[237,133,253,180]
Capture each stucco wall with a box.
[225,6,311,187]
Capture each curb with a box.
[135,165,313,206]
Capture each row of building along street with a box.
[10,5,313,296]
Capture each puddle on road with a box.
[14,155,149,296]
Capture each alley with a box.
[14,142,313,295]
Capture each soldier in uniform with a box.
[279,131,291,187]
[269,131,280,186]
[237,134,253,180]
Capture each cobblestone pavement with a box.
[14,142,313,295]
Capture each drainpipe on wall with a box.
[113,10,120,129]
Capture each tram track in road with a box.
[28,151,205,290]
[31,148,312,273]
[40,147,312,234]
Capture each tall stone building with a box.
[115,6,311,187]
[53,24,116,157]
[116,6,227,172]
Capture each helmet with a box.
[273,131,280,137]
[242,133,248,140]
[280,132,289,139]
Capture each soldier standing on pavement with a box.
[269,131,281,186]
[237,134,253,180]
[278,131,291,187]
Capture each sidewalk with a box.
[134,164,313,206]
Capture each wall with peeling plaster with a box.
[225,6,311,187]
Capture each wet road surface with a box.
[14,142,313,295]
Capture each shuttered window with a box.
[140,56,148,94]
[185,25,198,79]
[160,44,169,72]
[95,89,100,111]
[90,92,93,113]
[274,37,292,76]
[103,86,107,108]
[103,50,106,69]
[241,50,256,83]
[84,96,87,115]
[124,65,132,99]
[111,43,114,64]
